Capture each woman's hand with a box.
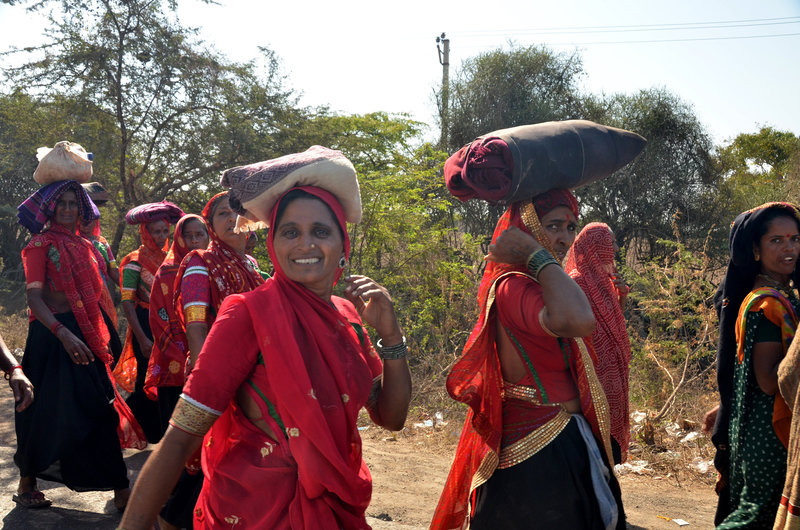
[56,327,95,365]
[138,336,154,359]
[342,275,402,343]
[9,370,34,412]
[486,226,542,265]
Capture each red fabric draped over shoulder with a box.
[145,214,206,399]
[565,222,632,461]
[431,200,613,530]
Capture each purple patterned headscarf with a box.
[17,180,99,234]
[125,200,184,225]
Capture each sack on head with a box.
[33,141,93,184]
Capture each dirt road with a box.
[0,387,718,529]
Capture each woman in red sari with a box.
[15,180,145,510]
[116,201,184,443]
[145,214,209,436]
[121,147,412,529]
[157,192,263,530]
[565,222,632,464]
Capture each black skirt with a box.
[471,417,625,530]
[125,304,162,443]
[14,312,129,491]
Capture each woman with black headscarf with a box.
[709,202,800,528]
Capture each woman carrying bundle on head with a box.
[707,203,800,529]
[116,201,184,444]
[144,214,209,437]
[120,146,412,529]
[15,176,145,511]
[432,120,646,530]
[565,222,632,465]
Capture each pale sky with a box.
[1,0,798,146]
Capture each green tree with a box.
[578,88,716,258]
[711,127,800,223]
[441,44,587,240]
[2,0,299,255]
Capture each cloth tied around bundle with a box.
[220,145,361,232]
[125,200,185,225]
[444,119,647,203]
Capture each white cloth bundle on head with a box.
[221,145,361,232]
[33,141,93,184]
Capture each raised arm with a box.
[487,226,595,337]
[343,275,412,431]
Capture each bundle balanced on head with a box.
[431,120,646,530]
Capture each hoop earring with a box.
[338,256,347,268]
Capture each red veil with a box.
[193,186,379,528]
[565,222,632,461]
[431,197,613,530]
[144,214,206,399]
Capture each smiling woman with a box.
[15,179,143,511]
[710,202,800,528]
[120,147,412,529]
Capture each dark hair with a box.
[754,209,800,246]
[273,189,344,240]
[181,217,208,237]
[205,192,230,222]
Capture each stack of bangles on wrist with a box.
[4,365,22,380]
[526,248,559,279]
[49,321,64,336]
[376,336,408,360]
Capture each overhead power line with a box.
[455,16,800,37]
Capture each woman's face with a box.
[540,206,578,261]
[146,219,170,249]
[54,190,79,229]
[273,197,344,299]
[756,215,800,283]
[182,218,209,252]
[211,200,246,249]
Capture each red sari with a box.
[144,214,205,399]
[430,201,613,530]
[565,222,632,462]
[173,187,383,528]
[22,224,146,450]
[174,192,264,326]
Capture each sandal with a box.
[12,490,52,509]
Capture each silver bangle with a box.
[376,336,408,360]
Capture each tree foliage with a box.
[2,0,299,254]
[442,44,587,240]
[579,88,716,258]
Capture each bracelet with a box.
[49,321,64,336]
[526,248,559,280]
[376,336,408,360]
[4,365,22,381]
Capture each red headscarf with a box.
[175,192,263,323]
[114,218,173,392]
[431,200,612,530]
[118,223,169,297]
[144,214,208,399]
[198,186,377,527]
[565,222,632,462]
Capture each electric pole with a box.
[436,32,450,149]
